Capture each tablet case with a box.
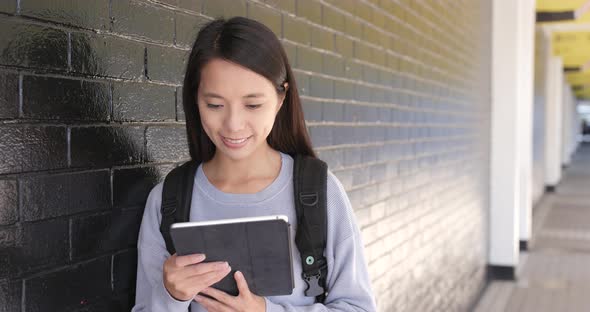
[170,218,294,296]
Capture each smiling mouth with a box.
[222,136,251,144]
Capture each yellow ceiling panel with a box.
[560,54,590,66]
[566,72,590,84]
[552,31,590,56]
[537,0,586,11]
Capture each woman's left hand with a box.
[194,271,266,312]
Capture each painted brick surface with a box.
[0,0,490,311]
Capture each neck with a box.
[205,143,281,182]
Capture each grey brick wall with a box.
[0,0,491,311]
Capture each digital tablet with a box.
[170,215,294,296]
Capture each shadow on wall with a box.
[0,19,183,311]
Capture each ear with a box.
[277,82,289,112]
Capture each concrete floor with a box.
[474,142,590,312]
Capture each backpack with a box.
[159,154,329,303]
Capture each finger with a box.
[194,294,232,312]
[182,264,231,290]
[235,271,251,296]
[174,253,206,267]
[184,261,229,278]
[201,287,237,306]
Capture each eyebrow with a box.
[202,92,266,99]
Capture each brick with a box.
[202,0,246,18]
[297,0,322,25]
[333,169,352,189]
[145,126,190,162]
[323,55,345,77]
[0,72,18,119]
[146,45,188,84]
[355,84,372,102]
[282,41,296,66]
[335,35,353,58]
[296,47,322,73]
[322,5,346,33]
[343,104,367,122]
[20,170,110,222]
[372,9,386,29]
[113,165,174,208]
[177,0,202,12]
[309,76,334,99]
[0,220,68,279]
[308,126,332,147]
[354,2,373,23]
[324,0,354,15]
[0,1,16,13]
[322,102,343,122]
[70,209,142,259]
[0,279,21,312]
[112,82,176,121]
[176,87,185,121]
[311,26,334,51]
[111,0,175,43]
[71,32,144,79]
[20,0,109,30]
[354,41,373,63]
[112,250,137,293]
[0,20,68,70]
[344,60,362,80]
[334,80,354,100]
[333,126,354,145]
[301,98,322,121]
[175,12,208,47]
[24,257,111,312]
[292,71,309,96]
[248,3,282,38]
[361,65,379,83]
[343,148,361,166]
[352,166,370,186]
[344,16,362,39]
[22,76,110,121]
[316,149,343,169]
[362,24,385,47]
[70,126,145,168]
[0,180,17,225]
[263,0,295,14]
[371,89,386,103]
[0,126,67,174]
[283,16,311,45]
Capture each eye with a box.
[206,103,223,109]
[246,104,262,110]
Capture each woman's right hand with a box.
[163,253,232,301]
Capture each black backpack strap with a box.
[293,155,328,303]
[160,161,199,255]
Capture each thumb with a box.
[235,271,251,296]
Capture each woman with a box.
[133,17,376,311]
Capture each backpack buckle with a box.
[299,192,318,206]
[302,271,325,297]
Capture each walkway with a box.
[474,142,590,312]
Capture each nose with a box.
[223,106,245,133]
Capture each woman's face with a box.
[197,58,286,161]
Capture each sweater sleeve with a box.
[131,182,193,312]
[264,171,377,312]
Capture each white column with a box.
[490,0,521,267]
[545,56,564,187]
[562,82,573,166]
[518,0,536,245]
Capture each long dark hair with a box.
[182,17,316,163]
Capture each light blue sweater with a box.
[132,152,377,311]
